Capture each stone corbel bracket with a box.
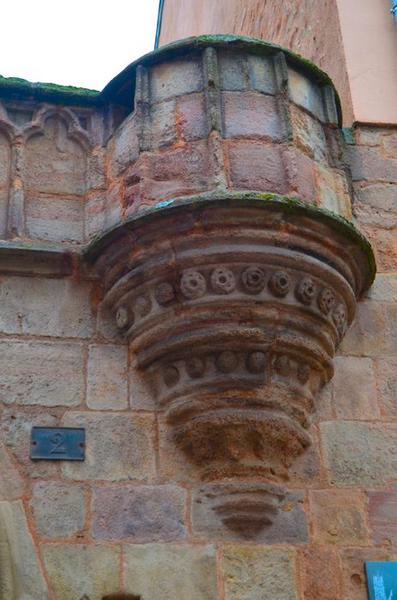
[86,192,375,533]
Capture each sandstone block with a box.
[247,54,276,94]
[376,358,397,417]
[0,190,8,237]
[384,304,397,355]
[366,274,397,303]
[145,140,211,202]
[31,481,85,538]
[148,139,209,181]
[192,488,308,543]
[288,68,325,121]
[290,104,327,163]
[124,175,144,216]
[150,98,177,148]
[0,276,94,338]
[129,358,157,410]
[322,421,397,486]
[228,141,287,192]
[218,50,276,94]
[288,427,322,486]
[85,191,107,239]
[0,406,61,478]
[177,93,208,141]
[0,340,84,407]
[87,147,106,190]
[123,544,217,599]
[316,166,352,218]
[314,380,334,420]
[218,49,249,90]
[361,225,397,272]
[61,412,155,481]
[299,547,343,600]
[349,146,397,182]
[383,133,397,157]
[284,148,317,203]
[332,356,379,419]
[355,126,384,147]
[42,543,120,600]
[25,116,87,195]
[150,58,203,102]
[354,183,397,228]
[0,130,10,186]
[340,301,387,357]
[26,195,84,243]
[0,500,48,599]
[223,545,298,600]
[340,548,395,600]
[368,487,397,548]
[87,344,128,410]
[92,485,187,541]
[310,489,369,545]
[222,91,284,140]
[111,114,140,176]
[158,416,200,484]
[96,298,123,342]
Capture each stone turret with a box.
[85,36,374,532]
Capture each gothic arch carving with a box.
[23,109,89,242]
[23,105,91,150]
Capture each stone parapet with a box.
[99,35,351,236]
[0,35,352,256]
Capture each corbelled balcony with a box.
[86,36,375,533]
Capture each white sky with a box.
[0,0,159,90]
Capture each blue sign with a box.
[366,562,397,600]
[391,1,397,23]
[31,427,85,460]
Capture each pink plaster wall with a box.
[336,0,397,124]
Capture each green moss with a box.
[143,34,335,87]
[0,74,101,106]
[84,191,376,291]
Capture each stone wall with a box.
[0,37,395,600]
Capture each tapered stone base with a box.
[88,192,375,532]
[200,481,285,533]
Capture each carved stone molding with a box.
[87,192,375,533]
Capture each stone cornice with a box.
[0,241,75,277]
[84,191,376,290]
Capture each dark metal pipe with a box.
[154,0,165,49]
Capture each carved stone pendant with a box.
[87,192,375,533]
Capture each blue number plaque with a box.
[366,561,397,600]
[30,427,85,461]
